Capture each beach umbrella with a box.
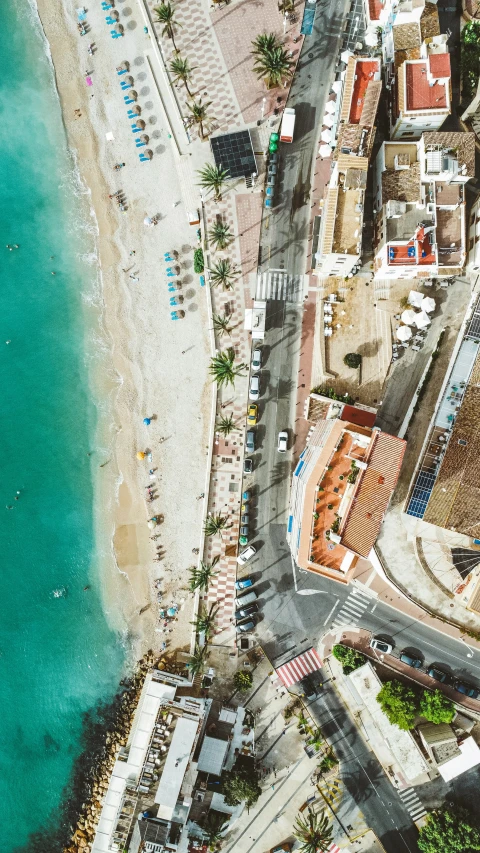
[114,23,124,33]
[167,607,177,617]
[407,289,423,308]
[135,119,146,129]
[128,90,138,101]
[110,9,119,18]
[319,143,332,158]
[140,133,149,143]
[144,215,153,226]
[144,149,153,160]
[136,451,145,460]
[131,105,141,115]
[143,417,151,425]
[414,310,431,329]
[325,100,336,114]
[396,325,412,342]
[124,75,134,86]
[147,519,157,530]
[341,50,352,64]
[321,129,332,143]
[117,61,129,72]
[401,308,417,326]
[421,296,436,314]
[323,114,335,128]
[331,80,342,93]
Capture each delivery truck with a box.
[279,108,295,143]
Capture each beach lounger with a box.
[106,16,115,24]
[77,10,87,21]
[136,141,146,147]
[124,97,135,104]
[117,68,128,75]
[200,275,205,287]
[170,298,179,305]
[167,271,175,277]
[132,127,142,133]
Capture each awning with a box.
[275,647,322,687]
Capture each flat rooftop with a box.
[405,62,447,112]
[332,188,364,254]
[386,206,433,244]
[383,142,418,171]
[436,206,463,267]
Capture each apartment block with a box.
[373,132,475,280]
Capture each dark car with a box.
[236,618,255,633]
[243,458,253,475]
[241,513,249,525]
[427,666,449,683]
[400,652,422,669]
[240,525,249,537]
[454,680,480,699]
[235,602,258,621]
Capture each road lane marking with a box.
[324,600,339,625]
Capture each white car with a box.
[251,348,262,371]
[277,431,288,452]
[369,637,393,655]
[237,545,257,566]
[249,374,260,400]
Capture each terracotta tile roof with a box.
[420,2,441,40]
[382,161,421,203]
[360,80,382,127]
[393,22,421,52]
[429,52,451,78]
[423,131,476,177]
[406,62,447,112]
[394,46,421,69]
[341,432,406,557]
[349,60,380,123]
[334,125,375,159]
[368,0,384,20]
[342,405,377,428]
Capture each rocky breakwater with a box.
[63,650,164,853]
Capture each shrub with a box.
[194,247,204,273]
[420,689,455,724]
[376,680,419,730]
[332,644,366,674]
[311,386,355,405]
[343,352,362,369]
[318,747,337,773]
[233,670,253,691]
[330,518,340,534]
[418,804,480,853]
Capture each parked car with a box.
[251,348,262,371]
[242,490,251,502]
[265,186,275,199]
[239,526,249,545]
[235,602,258,621]
[243,458,253,475]
[249,374,260,400]
[454,680,480,699]
[235,589,258,606]
[237,545,256,566]
[269,152,278,165]
[241,513,249,525]
[427,666,449,683]
[369,637,393,655]
[267,175,276,188]
[234,576,253,591]
[246,430,255,452]
[236,618,255,633]
[247,404,258,426]
[400,652,422,669]
[268,163,277,176]
[277,430,288,453]
[265,197,273,210]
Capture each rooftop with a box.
[420,1,441,40]
[428,52,451,78]
[335,123,375,160]
[422,132,476,178]
[383,141,418,171]
[393,22,421,52]
[405,62,448,112]
[382,160,421,203]
[349,60,380,123]
[332,186,364,255]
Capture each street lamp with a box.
[283,12,288,36]
[261,97,266,119]
[460,637,474,658]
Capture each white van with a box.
[235,589,258,606]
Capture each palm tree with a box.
[212,312,235,337]
[209,349,247,388]
[153,3,181,52]
[191,603,218,638]
[209,221,234,251]
[216,414,238,437]
[187,98,214,140]
[210,259,237,291]
[203,513,230,536]
[187,644,207,677]
[197,164,230,201]
[202,810,225,848]
[188,557,220,592]
[254,46,294,89]
[251,33,279,58]
[169,55,196,97]
[293,808,333,853]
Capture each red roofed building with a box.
[391,51,451,140]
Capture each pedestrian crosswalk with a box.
[331,587,372,629]
[398,787,427,822]
[256,269,306,302]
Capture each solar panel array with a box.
[406,470,436,519]
[210,130,256,179]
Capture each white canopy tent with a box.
[408,290,424,309]
[325,100,336,114]
[341,50,352,64]
[331,80,343,94]
[323,113,335,128]
[421,296,436,314]
[414,310,431,329]
[319,144,332,157]
[365,30,378,47]
[321,129,332,143]
[397,325,412,342]
[401,309,417,326]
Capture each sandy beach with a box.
[36,0,212,657]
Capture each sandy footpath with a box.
[36,0,211,658]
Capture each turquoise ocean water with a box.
[0,3,126,850]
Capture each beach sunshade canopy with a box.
[125,75,134,85]
[401,308,417,326]
[321,129,332,143]
[408,290,424,308]
[414,310,431,329]
[167,607,177,617]
[144,149,153,159]
[114,23,124,33]
[140,133,149,143]
[135,119,146,129]
[365,30,378,46]
[325,100,336,114]
[341,50,352,64]
[319,144,332,157]
[129,90,138,101]
[396,325,412,341]
[117,61,129,71]
[110,9,119,17]
[331,80,342,93]
[136,451,145,460]
[131,105,141,115]
[143,417,151,425]
[323,113,335,128]
[147,519,157,530]
[421,296,436,313]
[144,216,153,226]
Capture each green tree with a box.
[201,810,225,848]
[223,767,262,809]
[253,46,293,89]
[233,670,253,690]
[212,312,235,338]
[318,748,337,774]
[187,98,214,140]
[293,807,334,853]
[420,689,455,724]
[203,513,230,536]
[251,32,279,57]
[191,603,218,638]
[187,644,207,677]
[209,348,247,388]
[188,557,220,593]
[153,2,181,52]
[377,680,419,730]
[209,220,234,251]
[216,413,238,436]
[194,247,204,273]
[343,352,362,369]
[332,644,366,675]
[197,164,230,201]
[169,55,196,97]
[418,805,480,853]
[210,259,237,291]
